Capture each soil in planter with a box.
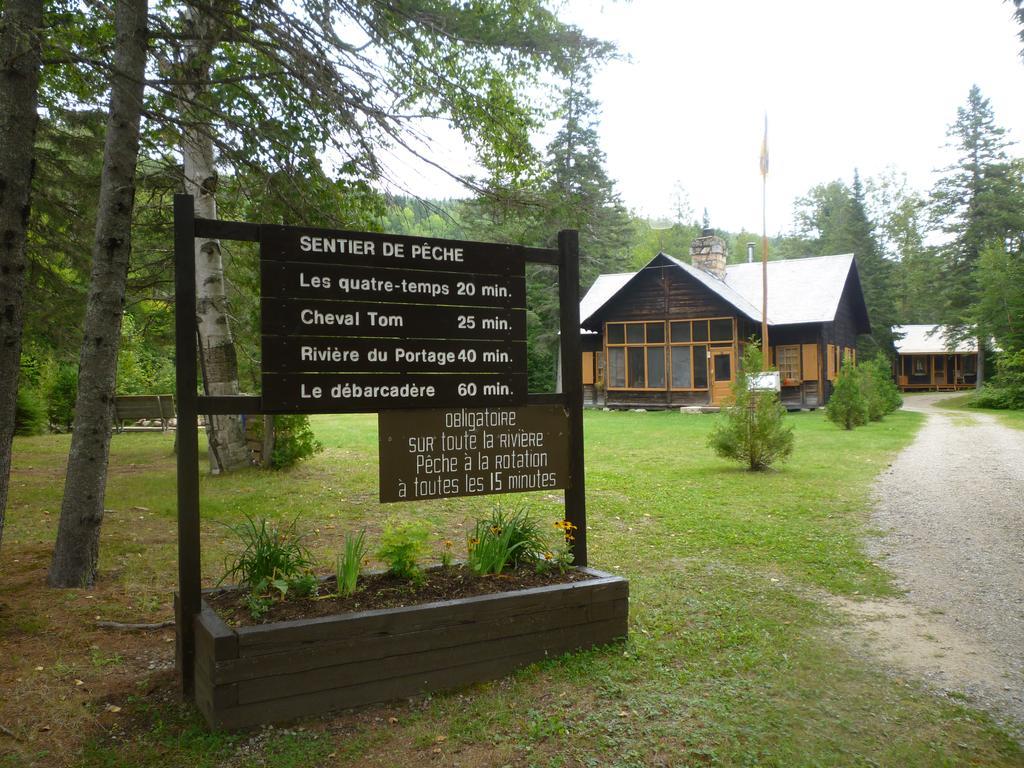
[208,565,597,627]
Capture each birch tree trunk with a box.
[48,0,149,587]
[179,3,249,474]
[0,0,45,552]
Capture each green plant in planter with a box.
[378,520,429,585]
[536,519,577,574]
[220,515,315,616]
[335,530,367,596]
[467,506,544,575]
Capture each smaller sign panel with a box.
[263,373,527,413]
[748,371,781,392]
[261,261,526,309]
[262,337,526,374]
[378,406,570,502]
[262,299,526,342]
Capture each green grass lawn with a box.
[934,393,1024,430]
[3,408,1022,767]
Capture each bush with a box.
[826,362,868,430]
[15,387,47,436]
[970,350,1024,410]
[377,519,429,584]
[252,415,323,469]
[47,364,78,431]
[708,342,794,471]
[860,354,902,422]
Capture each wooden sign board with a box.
[261,224,526,275]
[260,225,529,412]
[378,406,570,502]
[260,261,525,308]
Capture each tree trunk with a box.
[976,334,985,389]
[0,0,45,553]
[48,0,148,587]
[179,2,249,474]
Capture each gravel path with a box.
[865,393,1024,731]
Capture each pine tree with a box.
[793,174,898,357]
[708,342,794,471]
[930,86,1024,384]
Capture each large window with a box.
[777,345,800,383]
[669,319,731,390]
[606,322,666,390]
[606,318,733,391]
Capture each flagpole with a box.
[760,114,770,368]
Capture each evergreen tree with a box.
[793,174,898,357]
[930,85,1024,383]
[708,342,794,471]
[465,45,632,390]
[826,362,868,430]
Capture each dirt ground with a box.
[836,393,1024,739]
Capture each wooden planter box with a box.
[185,567,628,730]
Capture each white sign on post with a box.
[748,371,781,392]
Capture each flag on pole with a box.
[759,114,769,177]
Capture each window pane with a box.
[710,319,733,341]
[671,347,691,388]
[628,347,646,388]
[647,347,665,388]
[609,348,625,387]
[693,345,708,388]
[693,321,709,342]
[714,353,731,381]
[607,324,624,344]
[626,324,644,343]
[670,321,691,343]
[646,322,664,343]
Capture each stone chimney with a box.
[690,228,727,279]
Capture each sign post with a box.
[173,195,587,695]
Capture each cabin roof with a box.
[580,252,864,330]
[893,325,979,354]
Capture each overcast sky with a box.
[391,0,1024,236]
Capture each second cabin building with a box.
[578,230,871,410]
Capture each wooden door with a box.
[710,348,735,405]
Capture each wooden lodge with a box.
[575,231,871,410]
[893,324,979,391]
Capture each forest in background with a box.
[3,0,1024,584]
[18,83,1024,408]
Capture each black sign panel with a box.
[378,406,570,502]
[262,373,527,413]
[261,299,526,342]
[262,336,526,374]
[261,224,526,276]
[261,261,525,309]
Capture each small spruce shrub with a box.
[826,362,869,429]
[47,364,78,431]
[15,388,47,436]
[708,342,794,471]
[861,354,902,421]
